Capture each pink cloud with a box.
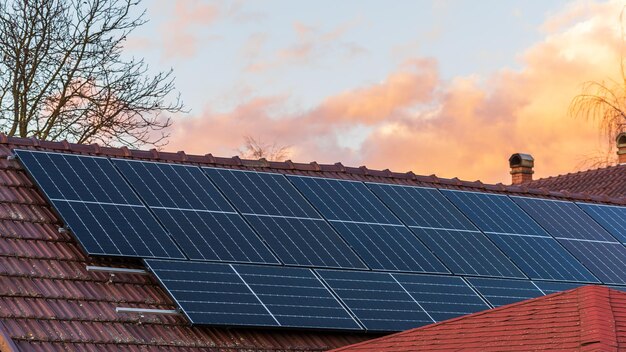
[160,0,220,59]
[169,0,625,184]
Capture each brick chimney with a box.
[617,132,626,165]
[509,153,534,185]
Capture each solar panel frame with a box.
[391,273,490,322]
[512,197,617,242]
[203,168,320,218]
[366,183,477,230]
[16,150,186,259]
[577,203,626,244]
[410,228,526,278]
[244,215,366,269]
[144,259,280,327]
[287,175,402,224]
[465,277,544,307]
[329,221,449,273]
[316,269,435,332]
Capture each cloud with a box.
[169,0,625,184]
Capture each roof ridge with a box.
[578,286,619,349]
[4,134,626,205]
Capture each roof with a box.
[524,163,626,198]
[330,285,626,351]
[0,133,623,350]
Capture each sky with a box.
[126,0,624,183]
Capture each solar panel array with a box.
[15,149,626,333]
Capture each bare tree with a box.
[238,135,291,161]
[0,0,184,148]
[569,7,626,168]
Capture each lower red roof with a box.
[331,285,626,352]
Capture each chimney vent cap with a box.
[509,153,534,168]
[617,132,626,147]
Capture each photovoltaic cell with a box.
[513,197,617,242]
[317,269,433,332]
[465,277,544,307]
[144,260,279,327]
[367,183,476,230]
[244,215,365,268]
[486,233,597,282]
[392,273,489,321]
[288,176,401,224]
[578,203,626,244]
[113,160,233,211]
[410,228,525,278]
[203,168,319,218]
[441,190,547,236]
[233,265,361,330]
[329,221,448,273]
[16,150,185,259]
[558,239,626,285]
[152,209,278,263]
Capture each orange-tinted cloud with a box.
[169,0,625,184]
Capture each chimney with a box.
[509,153,534,185]
[617,132,626,165]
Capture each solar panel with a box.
[144,260,279,327]
[465,277,544,307]
[244,215,365,268]
[317,269,433,332]
[233,265,361,330]
[577,203,626,244]
[512,197,617,242]
[441,190,547,236]
[367,183,476,230]
[531,281,584,295]
[114,159,278,264]
[113,159,233,211]
[558,239,626,285]
[145,260,361,330]
[288,176,401,224]
[410,228,525,278]
[329,221,449,273]
[16,150,185,259]
[485,233,598,282]
[392,273,489,321]
[203,168,319,218]
[152,209,278,263]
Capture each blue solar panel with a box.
[442,190,547,235]
[465,277,544,307]
[113,159,278,264]
[152,209,278,263]
[410,228,525,278]
[367,183,476,230]
[233,265,361,330]
[486,233,598,282]
[558,239,626,285]
[329,222,448,273]
[144,260,278,326]
[113,160,233,211]
[244,215,365,268]
[578,203,626,244]
[203,168,319,218]
[288,176,401,224]
[531,281,585,295]
[392,273,489,321]
[16,150,185,259]
[513,197,617,242]
[317,269,433,332]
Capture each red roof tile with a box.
[524,164,626,198]
[330,285,626,352]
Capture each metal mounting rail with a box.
[86,265,149,275]
[115,307,180,315]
